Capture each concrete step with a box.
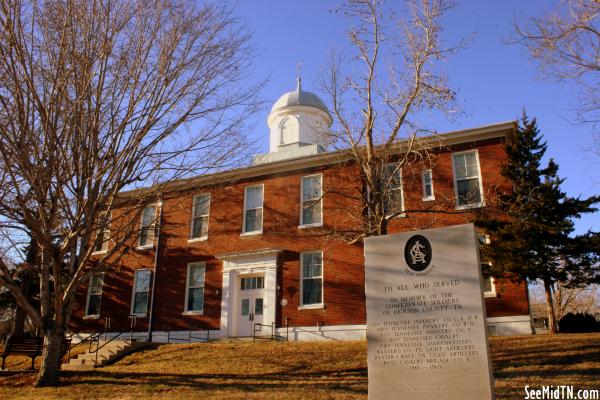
[62,363,95,371]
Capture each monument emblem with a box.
[404,234,432,271]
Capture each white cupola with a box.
[253,75,332,165]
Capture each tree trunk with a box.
[11,306,26,336]
[543,278,558,334]
[34,330,64,387]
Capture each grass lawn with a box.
[0,333,598,399]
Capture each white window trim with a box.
[92,212,111,255]
[299,173,323,228]
[84,273,104,319]
[241,184,264,235]
[130,269,151,317]
[299,250,324,310]
[137,204,157,249]
[451,150,485,210]
[384,163,405,218]
[183,262,206,315]
[188,193,210,242]
[421,169,435,201]
[484,276,497,298]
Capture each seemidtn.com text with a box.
[525,386,599,399]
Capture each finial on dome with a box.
[296,62,303,92]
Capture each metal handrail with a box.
[253,322,276,342]
[162,325,210,343]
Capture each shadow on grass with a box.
[59,368,369,395]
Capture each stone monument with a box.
[364,223,494,399]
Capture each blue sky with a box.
[234,0,599,234]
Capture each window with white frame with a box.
[184,263,205,313]
[138,205,156,248]
[383,163,403,216]
[422,169,434,201]
[300,174,322,226]
[243,185,263,234]
[131,269,151,316]
[300,251,323,307]
[481,272,496,298]
[478,234,496,297]
[452,151,483,207]
[190,194,210,240]
[85,273,104,318]
[93,212,111,253]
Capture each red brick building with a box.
[70,82,532,341]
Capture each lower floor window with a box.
[185,263,205,313]
[301,251,323,306]
[85,273,104,317]
[132,269,151,316]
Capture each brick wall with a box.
[69,133,531,333]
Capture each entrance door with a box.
[235,275,265,337]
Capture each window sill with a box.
[298,304,324,311]
[455,202,485,210]
[130,313,147,318]
[182,311,204,316]
[83,315,100,320]
[240,231,262,237]
[484,292,497,298]
[136,245,154,251]
[298,223,323,229]
[422,197,435,202]
[386,213,406,219]
[188,237,208,243]
[92,250,108,256]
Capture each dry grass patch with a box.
[0,333,598,399]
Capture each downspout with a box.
[147,199,163,342]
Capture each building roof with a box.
[117,120,516,201]
[270,77,329,115]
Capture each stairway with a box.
[62,340,141,371]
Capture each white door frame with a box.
[217,249,280,337]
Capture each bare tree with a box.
[319,0,466,242]
[0,0,259,386]
[514,0,600,155]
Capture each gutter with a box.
[146,199,163,342]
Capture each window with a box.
[383,163,404,216]
[300,251,323,308]
[478,235,496,298]
[138,205,156,248]
[190,194,210,240]
[184,263,205,313]
[452,151,484,208]
[482,273,496,298]
[243,185,263,234]
[422,170,434,201]
[93,212,111,254]
[85,273,104,318]
[131,269,151,316]
[300,174,322,226]
[241,276,264,290]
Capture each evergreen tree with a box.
[478,113,600,334]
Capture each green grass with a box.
[0,333,598,399]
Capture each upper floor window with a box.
[300,251,323,308]
[300,174,322,227]
[131,269,151,316]
[452,151,484,208]
[85,273,104,318]
[383,163,404,217]
[138,204,156,248]
[190,194,210,240]
[422,170,434,201]
[93,212,111,254]
[243,185,263,234]
[184,262,205,314]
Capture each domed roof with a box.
[271,78,329,114]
